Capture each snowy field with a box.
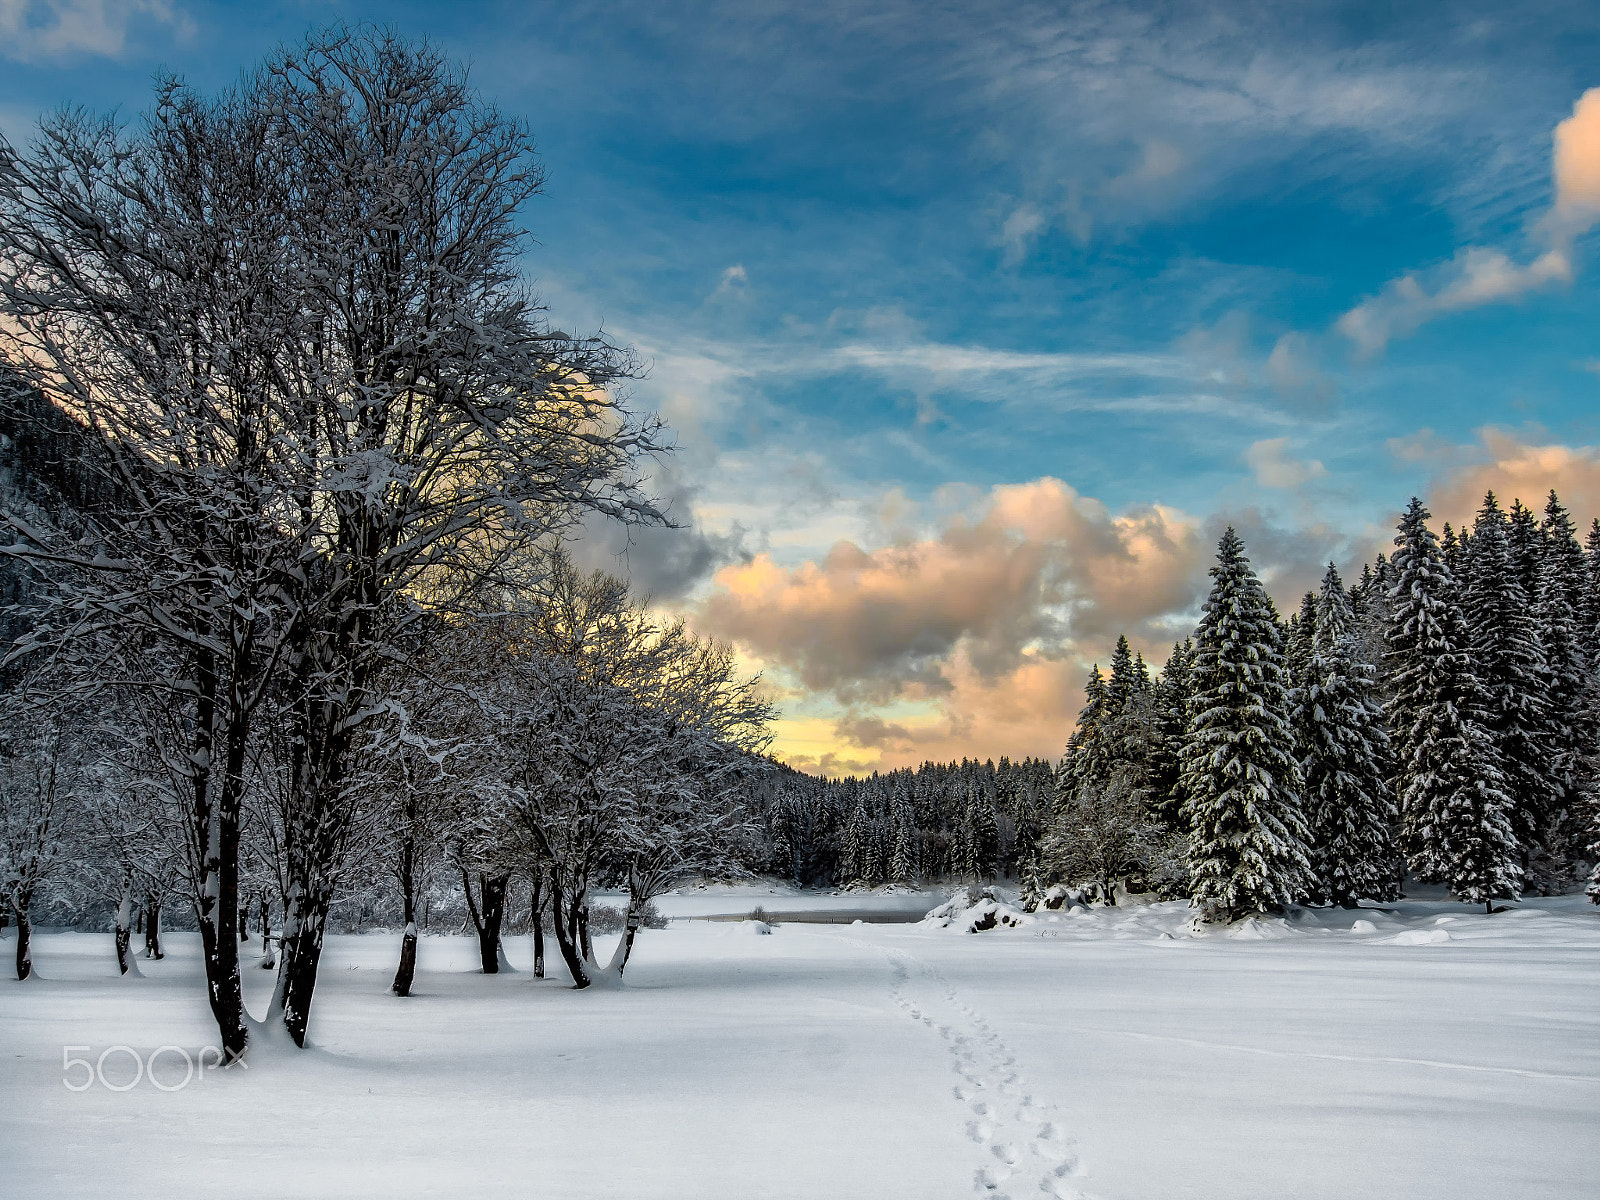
[1,892,1597,1200]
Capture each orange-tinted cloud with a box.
[1409,428,1600,531]
[697,476,1405,774]
[1551,88,1600,223]
[826,649,1090,771]
[696,477,1205,704]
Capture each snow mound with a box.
[1224,917,1295,940]
[1031,884,1090,911]
[921,887,1033,933]
[1386,928,1451,946]
[738,920,773,936]
[1349,919,1377,934]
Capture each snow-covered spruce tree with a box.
[963,778,1000,881]
[1178,529,1314,922]
[1385,499,1521,908]
[1299,564,1397,905]
[1144,640,1193,833]
[1056,667,1112,813]
[888,777,917,883]
[1105,636,1137,715]
[1532,492,1590,887]
[842,798,871,885]
[1583,519,1600,666]
[1463,493,1551,862]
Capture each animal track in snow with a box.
[876,944,1099,1200]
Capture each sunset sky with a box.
[6,1,1600,775]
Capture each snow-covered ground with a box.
[1,891,1596,1200]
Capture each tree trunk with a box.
[13,902,31,981]
[479,873,510,974]
[392,923,418,997]
[271,885,332,1047]
[548,880,591,989]
[577,904,592,963]
[257,891,273,968]
[143,896,164,959]
[114,890,135,975]
[529,873,545,980]
[391,840,418,997]
[194,780,248,1061]
[615,895,646,977]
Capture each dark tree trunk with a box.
[188,650,251,1062]
[392,837,418,997]
[275,888,331,1047]
[577,904,592,963]
[114,894,134,975]
[194,775,248,1062]
[478,873,509,974]
[615,896,645,978]
[548,880,591,989]
[392,925,418,997]
[529,872,545,980]
[461,867,511,974]
[143,897,164,959]
[13,903,31,981]
[239,904,250,941]
[135,905,144,935]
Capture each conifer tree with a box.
[1179,529,1314,921]
[1288,591,1318,685]
[1507,499,1544,605]
[1300,564,1397,904]
[1583,519,1600,664]
[1105,636,1136,716]
[1146,640,1193,831]
[1386,499,1520,907]
[1533,492,1589,884]
[889,777,917,883]
[842,798,870,885]
[1464,492,1550,855]
[964,777,1000,880]
[1058,667,1112,811]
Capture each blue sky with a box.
[7,1,1600,772]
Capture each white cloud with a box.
[1245,437,1327,489]
[1000,203,1046,264]
[707,263,748,302]
[1337,246,1571,356]
[0,0,189,62]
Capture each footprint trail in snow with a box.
[878,945,1099,1200]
